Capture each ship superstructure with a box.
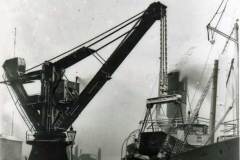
[121,1,239,160]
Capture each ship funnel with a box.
[167,71,187,121]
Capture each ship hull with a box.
[168,137,239,160]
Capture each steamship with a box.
[121,1,239,160]
[121,69,239,160]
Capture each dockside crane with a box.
[1,2,167,160]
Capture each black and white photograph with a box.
[0,0,239,160]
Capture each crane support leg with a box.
[27,133,69,160]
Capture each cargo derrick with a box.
[2,2,166,160]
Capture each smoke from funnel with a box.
[171,46,213,90]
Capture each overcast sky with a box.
[0,0,239,160]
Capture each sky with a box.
[0,0,239,160]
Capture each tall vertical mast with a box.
[13,27,16,57]
[206,0,239,136]
[235,20,239,136]
[209,60,219,144]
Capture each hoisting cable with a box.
[190,45,214,106]
[93,51,106,64]
[207,0,229,43]
[148,108,155,132]
[140,108,152,133]
[64,17,141,72]
[2,73,34,131]
[65,16,138,117]
[208,0,229,26]
[187,92,192,113]
[220,25,235,55]
[214,0,229,29]
[26,10,145,72]
[88,16,141,49]
[138,96,159,134]
[226,58,234,86]
[208,0,225,27]
[112,17,142,52]
[93,25,138,52]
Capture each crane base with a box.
[27,133,69,160]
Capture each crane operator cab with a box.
[3,57,81,105]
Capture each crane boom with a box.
[207,25,238,44]
[54,2,167,129]
[189,74,213,123]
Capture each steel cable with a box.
[26,10,145,72]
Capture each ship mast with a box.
[207,21,239,137]
[235,20,239,136]
[209,60,219,143]
[206,0,239,135]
